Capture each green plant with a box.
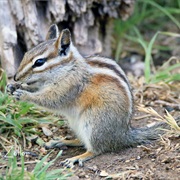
[1,95,31,133]
[0,86,61,138]
[126,30,180,83]
[32,151,71,180]
[0,149,71,180]
[141,0,180,29]
[0,90,62,152]
[0,92,39,137]
[114,0,180,83]
[0,68,7,93]
[149,56,180,83]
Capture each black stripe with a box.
[87,60,130,89]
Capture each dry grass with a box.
[138,106,180,135]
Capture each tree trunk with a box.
[0,0,134,78]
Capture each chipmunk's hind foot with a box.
[61,151,95,168]
[44,139,82,149]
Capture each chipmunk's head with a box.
[13,24,82,92]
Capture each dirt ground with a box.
[65,124,179,180]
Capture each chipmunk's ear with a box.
[46,24,59,40]
[56,29,71,56]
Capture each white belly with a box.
[67,115,93,151]
[57,107,93,151]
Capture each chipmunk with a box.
[7,24,179,168]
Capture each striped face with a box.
[14,25,74,90]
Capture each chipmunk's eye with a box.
[32,58,47,68]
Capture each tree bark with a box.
[0,0,134,78]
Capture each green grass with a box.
[0,92,36,137]
[114,0,180,83]
[0,91,60,138]
[142,0,180,29]
[0,69,7,92]
[0,149,71,180]
[129,30,180,83]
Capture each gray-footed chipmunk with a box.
[7,24,179,168]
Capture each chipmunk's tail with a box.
[125,116,180,147]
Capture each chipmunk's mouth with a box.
[26,80,37,85]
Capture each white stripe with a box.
[33,50,72,72]
[32,50,53,64]
[87,56,129,83]
[17,48,55,78]
[33,57,60,71]
[17,62,32,79]
[71,44,84,61]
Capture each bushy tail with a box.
[126,117,180,147]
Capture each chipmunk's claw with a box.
[61,151,94,168]
[61,157,83,168]
[6,83,22,95]
[13,89,26,101]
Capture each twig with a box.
[154,100,180,110]
[22,132,26,149]
[0,136,12,152]
[0,136,12,144]
[0,160,38,168]
[134,114,152,120]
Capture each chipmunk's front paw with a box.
[13,89,29,101]
[6,83,22,95]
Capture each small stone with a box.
[26,135,38,142]
[68,175,79,180]
[42,127,53,136]
[136,156,141,160]
[36,137,45,146]
[99,170,108,177]
[165,106,174,112]
[39,147,47,155]
[78,171,86,178]
[65,135,73,140]
[88,165,98,172]
[52,127,58,132]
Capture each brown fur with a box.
[87,60,129,86]
[78,74,129,112]
[78,81,103,111]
